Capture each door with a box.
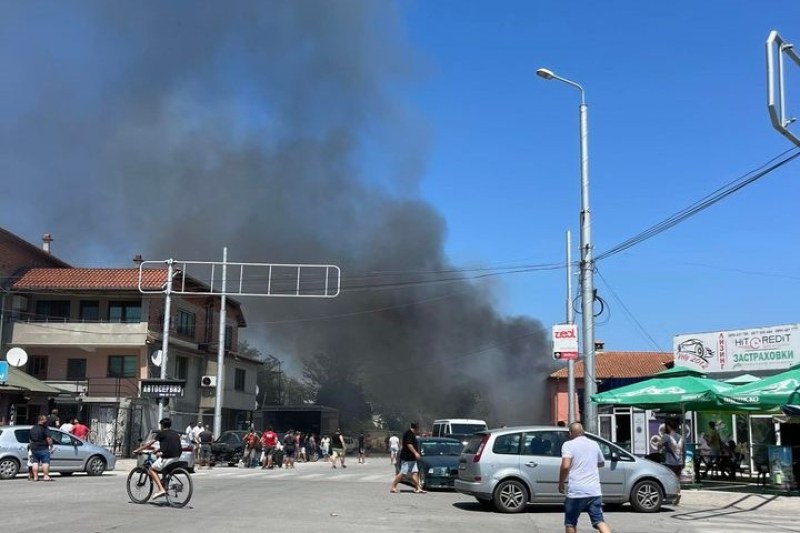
[599,413,615,442]
[586,435,629,500]
[48,429,84,471]
[520,430,568,502]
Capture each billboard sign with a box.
[674,324,799,373]
[0,361,8,384]
[552,323,579,360]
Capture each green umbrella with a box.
[591,366,734,411]
[710,365,800,410]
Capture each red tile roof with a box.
[549,351,673,379]
[10,268,171,291]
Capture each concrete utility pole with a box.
[213,248,228,437]
[566,230,576,424]
[537,67,597,433]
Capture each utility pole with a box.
[157,259,174,422]
[213,247,228,437]
[566,230,576,424]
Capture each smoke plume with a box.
[0,1,557,426]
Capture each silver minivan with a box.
[454,425,680,513]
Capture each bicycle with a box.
[126,453,193,508]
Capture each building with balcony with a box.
[1,257,262,454]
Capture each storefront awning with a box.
[0,367,62,394]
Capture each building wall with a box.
[0,229,68,280]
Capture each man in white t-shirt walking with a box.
[558,422,611,533]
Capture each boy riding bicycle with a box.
[133,417,182,500]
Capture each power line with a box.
[595,269,664,352]
[595,147,800,262]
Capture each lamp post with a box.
[537,67,597,433]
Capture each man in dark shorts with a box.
[390,422,424,493]
[330,428,347,469]
[29,415,54,481]
[357,432,367,464]
[198,424,214,469]
[133,417,182,499]
[283,430,296,469]
[260,426,278,469]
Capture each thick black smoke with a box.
[0,1,556,426]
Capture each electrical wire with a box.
[595,269,664,352]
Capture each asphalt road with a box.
[2,457,799,533]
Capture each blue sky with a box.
[402,1,800,352]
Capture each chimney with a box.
[133,254,144,267]
[42,233,53,254]
[594,340,605,352]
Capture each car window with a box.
[15,429,31,443]
[492,432,521,455]
[451,423,487,434]
[462,434,486,454]
[586,435,634,462]
[50,431,80,446]
[523,431,567,457]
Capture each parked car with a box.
[210,430,249,466]
[342,436,358,454]
[455,426,680,514]
[0,425,117,480]
[136,430,195,472]
[416,437,464,490]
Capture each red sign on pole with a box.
[552,324,579,360]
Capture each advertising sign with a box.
[552,323,579,360]
[674,324,799,373]
[0,361,8,384]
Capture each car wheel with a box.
[0,457,20,480]
[476,498,496,511]
[85,455,106,476]
[492,479,528,513]
[629,479,663,513]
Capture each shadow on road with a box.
[671,493,778,522]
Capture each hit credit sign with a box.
[674,323,799,373]
[552,323,579,360]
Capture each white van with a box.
[431,419,488,444]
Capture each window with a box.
[79,301,100,321]
[176,310,196,337]
[234,368,246,391]
[492,432,521,455]
[175,356,189,380]
[523,431,567,457]
[108,301,141,323]
[108,355,138,378]
[66,358,87,380]
[586,435,634,462]
[28,356,48,380]
[35,300,70,321]
[225,325,233,350]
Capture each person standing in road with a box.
[198,424,214,469]
[260,426,278,469]
[191,422,203,461]
[390,422,425,494]
[357,432,367,464]
[283,429,296,469]
[321,434,331,462]
[558,422,611,533]
[330,428,347,469]
[242,428,259,468]
[29,415,54,482]
[661,419,683,477]
[388,433,400,465]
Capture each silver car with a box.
[454,425,680,513]
[0,425,117,479]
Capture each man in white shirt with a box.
[191,422,203,460]
[388,434,400,465]
[558,422,611,533]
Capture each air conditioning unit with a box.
[200,375,217,387]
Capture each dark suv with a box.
[210,430,249,466]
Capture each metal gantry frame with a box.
[138,248,341,436]
[767,30,800,147]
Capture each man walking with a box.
[388,433,400,465]
[198,424,214,469]
[661,419,683,477]
[357,432,367,464]
[390,422,425,494]
[260,426,278,469]
[330,428,347,469]
[558,422,611,533]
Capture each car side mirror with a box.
[610,451,620,462]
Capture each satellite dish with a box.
[150,350,163,367]
[6,347,28,367]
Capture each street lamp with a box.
[537,67,597,433]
